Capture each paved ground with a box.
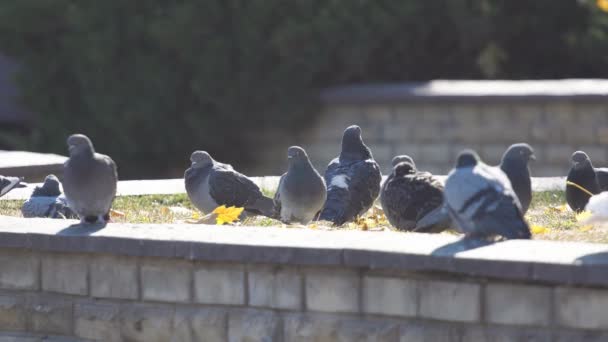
[1,176,565,201]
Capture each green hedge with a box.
[0,1,606,178]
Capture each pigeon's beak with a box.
[530,154,536,161]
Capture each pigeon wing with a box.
[98,153,118,194]
[444,165,498,235]
[209,168,263,208]
[478,192,531,239]
[382,172,443,230]
[345,159,382,218]
[323,157,341,186]
[273,173,286,215]
[0,176,22,197]
[595,168,608,191]
[381,174,417,230]
[446,164,529,239]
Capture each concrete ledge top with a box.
[0,151,67,169]
[1,216,607,287]
[321,79,608,104]
[0,176,565,200]
[0,151,67,182]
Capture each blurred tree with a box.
[0,0,605,178]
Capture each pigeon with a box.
[184,151,275,218]
[380,156,444,231]
[443,150,531,240]
[62,134,118,224]
[499,143,536,214]
[566,151,606,212]
[318,125,382,225]
[0,175,25,197]
[21,174,77,219]
[274,146,326,224]
[415,143,535,233]
[584,191,608,224]
[391,155,415,167]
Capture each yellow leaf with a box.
[576,211,593,223]
[531,225,550,235]
[110,209,125,218]
[545,204,568,214]
[160,207,170,216]
[190,211,200,220]
[308,223,318,229]
[213,205,244,225]
[599,0,608,12]
[579,225,593,232]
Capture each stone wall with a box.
[254,80,608,177]
[0,217,608,341]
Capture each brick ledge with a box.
[321,79,608,104]
[0,216,606,287]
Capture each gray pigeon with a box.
[274,146,326,224]
[62,134,118,224]
[444,150,531,240]
[184,151,275,218]
[21,174,77,219]
[499,143,535,214]
[318,125,382,225]
[380,156,444,231]
[415,143,535,233]
[566,151,608,212]
[0,175,24,197]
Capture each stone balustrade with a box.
[253,80,608,177]
[0,216,607,340]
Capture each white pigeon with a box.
[584,192,608,224]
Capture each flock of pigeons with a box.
[0,125,606,240]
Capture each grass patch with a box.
[1,190,607,243]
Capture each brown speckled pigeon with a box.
[380,156,444,231]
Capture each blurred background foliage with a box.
[0,0,606,178]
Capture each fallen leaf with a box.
[579,225,593,232]
[531,225,550,235]
[576,211,593,223]
[110,209,125,218]
[598,0,608,12]
[186,212,216,224]
[545,204,569,213]
[213,205,244,225]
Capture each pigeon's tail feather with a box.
[414,204,453,233]
[318,188,349,226]
[246,195,277,219]
[0,176,23,197]
[15,177,27,188]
